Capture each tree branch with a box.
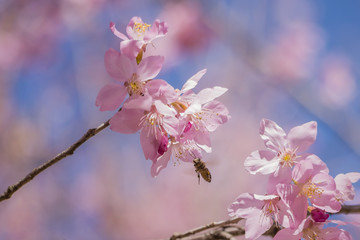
[0,110,119,202]
[168,204,360,239]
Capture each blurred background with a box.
[0,0,360,239]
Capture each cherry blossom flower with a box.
[110,100,178,162]
[95,48,164,111]
[151,137,203,177]
[334,172,360,204]
[244,119,317,183]
[228,193,293,240]
[291,159,340,213]
[110,16,168,58]
[273,217,352,240]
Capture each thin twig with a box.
[169,217,242,240]
[168,204,360,239]
[0,110,119,202]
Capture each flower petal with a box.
[181,69,207,93]
[244,150,278,175]
[140,129,161,161]
[196,86,228,105]
[245,213,273,240]
[95,84,127,111]
[202,100,230,132]
[151,146,172,177]
[228,193,262,218]
[109,22,128,40]
[109,108,143,134]
[104,48,135,80]
[259,119,286,152]
[120,40,143,59]
[288,121,317,153]
[138,56,164,80]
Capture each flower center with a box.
[302,181,324,199]
[264,200,280,221]
[125,73,145,96]
[302,224,321,240]
[278,150,296,168]
[134,22,151,33]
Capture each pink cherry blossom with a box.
[96,48,164,111]
[292,159,340,213]
[334,172,360,203]
[110,100,178,162]
[228,193,293,240]
[244,119,317,183]
[273,217,352,240]
[110,16,168,58]
[151,138,203,177]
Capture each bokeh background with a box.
[0,0,360,239]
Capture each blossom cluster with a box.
[96,16,230,177]
[228,119,360,239]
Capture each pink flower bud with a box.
[157,134,169,155]
[311,208,329,222]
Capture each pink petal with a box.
[202,100,230,132]
[245,213,273,240]
[137,56,164,80]
[244,150,279,175]
[123,95,153,111]
[109,22,128,40]
[194,130,212,152]
[273,228,300,240]
[146,79,177,104]
[144,19,168,41]
[345,172,360,183]
[335,173,356,201]
[181,69,207,93]
[321,227,352,240]
[292,159,314,183]
[267,167,292,193]
[151,146,172,177]
[259,119,286,152]
[120,40,144,59]
[303,154,329,174]
[109,108,143,134]
[196,86,228,105]
[228,193,262,218]
[288,121,317,153]
[104,48,135,80]
[95,84,127,111]
[140,129,161,161]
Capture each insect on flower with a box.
[193,158,212,184]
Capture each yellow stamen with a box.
[302,182,324,199]
[134,22,151,33]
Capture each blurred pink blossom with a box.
[260,22,323,83]
[319,55,356,108]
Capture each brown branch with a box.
[0,110,119,202]
[168,204,360,239]
[169,217,242,240]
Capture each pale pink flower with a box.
[228,193,293,240]
[292,159,340,213]
[96,48,164,111]
[273,217,352,240]
[110,100,178,162]
[244,119,317,183]
[334,172,360,203]
[151,137,203,177]
[110,16,168,58]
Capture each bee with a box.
[193,158,212,184]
